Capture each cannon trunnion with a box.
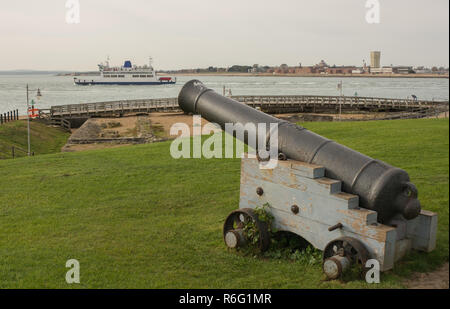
[177,80,437,279]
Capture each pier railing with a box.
[0,109,20,125]
[48,95,449,118]
[231,95,448,109]
[50,98,179,117]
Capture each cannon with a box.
[178,80,437,279]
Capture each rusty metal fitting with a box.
[328,223,343,232]
[224,229,246,249]
[256,187,264,196]
[278,152,287,161]
[323,255,351,279]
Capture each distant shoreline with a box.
[1,71,445,79]
[165,72,449,79]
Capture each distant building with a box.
[370,66,394,74]
[394,66,414,74]
[316,60,329,68]
[370,51,381,69]
[295,67,317,74]
[414,66,432,74]
[326,66,357,74]
[370,66,414,74]
[274,64,291,74]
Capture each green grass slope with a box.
[0,120,70,159]
[0,119,448,288]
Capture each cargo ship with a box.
[74,57,176,85]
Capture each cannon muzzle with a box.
[178,80,421,223]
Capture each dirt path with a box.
[148,112,210,137]
[404,263,449,289]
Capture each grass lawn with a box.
[0,118,448,288]
[0,120,70,159]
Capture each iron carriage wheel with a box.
[223,208,271,252]
[323,237,371,279]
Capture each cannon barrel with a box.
[178,80,421,223]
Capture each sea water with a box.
[0,74,448,114]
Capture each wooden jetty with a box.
[47,95,448,119]
[37,95,447,132]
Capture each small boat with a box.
[74,57,176,85]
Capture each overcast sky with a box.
[0,0,448,70]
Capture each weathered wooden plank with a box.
[406,210,438,252]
